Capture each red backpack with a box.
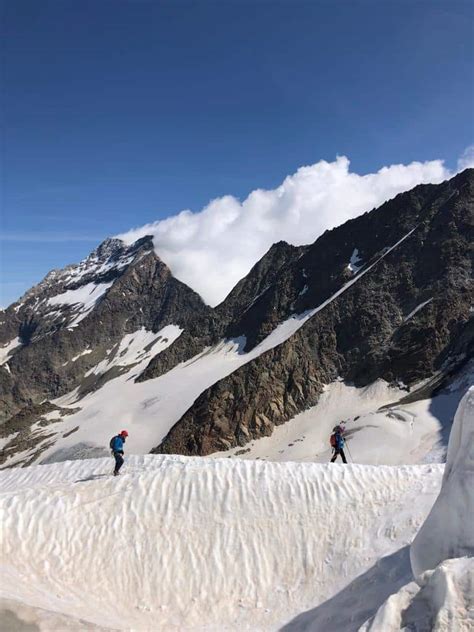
[330,433,337,448]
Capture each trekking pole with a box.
[346,442,353,463]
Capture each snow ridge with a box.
[0,456,442,631]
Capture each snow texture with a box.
[47,281,114,327]
[84,326,182,377]
[360,557,474,632]
[0,337,21,365]
[359,387,474,632]
[0,456,442,631]
[410,387,474,581]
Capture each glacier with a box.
[0,393,471,630]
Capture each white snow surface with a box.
[410,386,474,580]
[281,379,474,632]
[220,358,474,466]
[0,337,21,365]
[360,557,474,632]
[47,281,114,327]
[0,455,443,631]
[84,326,182,377]
[68,348,93,363]
[358,387,474,632]
[215,380,446,465]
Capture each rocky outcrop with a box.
[155,169,473,455]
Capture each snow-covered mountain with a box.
[1,388,472,631]
[0,169,473,467]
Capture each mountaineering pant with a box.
[113,452,124,474]
[331,448,347,463]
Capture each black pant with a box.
[113,452,124,474]
[331,448,347,463]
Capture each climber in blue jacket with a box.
[109,430,129,476]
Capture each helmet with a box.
[120,430,129,437]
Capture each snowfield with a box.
[1,389,472,631]
[214,379,452,465]
[0,456,443,631]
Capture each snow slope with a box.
[214,368,472,466]
[0,456,442,631]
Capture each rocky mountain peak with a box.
[90,234,155,263]
[90,237,125,261]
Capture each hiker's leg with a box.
[330,451,337,462]
[114,453,124,474]
[340,449,347,463]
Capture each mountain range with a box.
[1,169,473,467]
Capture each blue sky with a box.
[1,0,473,307]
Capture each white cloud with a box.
[117,155,452,306]
[457,145,474,170]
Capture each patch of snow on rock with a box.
[47,281,114,327]
[404,298,433,322]
[0,337,21,365]
[85,326,182,377]
[347,247,363,273]
[69,349,93,363]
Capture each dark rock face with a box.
[155,170,473,456]
[136,240,305,382]
[217,241,307,344]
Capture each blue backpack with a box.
[109,435,123,452]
